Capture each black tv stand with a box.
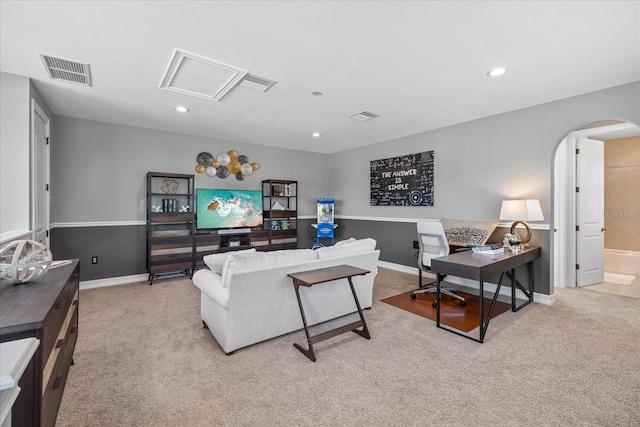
[216,231,251,252]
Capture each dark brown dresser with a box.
[0,259,79,427]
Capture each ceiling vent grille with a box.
[350,111,380,122]
[40,54,92,86]
[239,73,277,92]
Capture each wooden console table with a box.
[431,247,541,343]
[288,265,371,362]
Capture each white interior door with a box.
[32,100,50,245]
[576,136,604,287]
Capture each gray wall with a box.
[326,82,640,295]
[333,219,548,294]
[49,82,639,289]
[50,116,329,280]
[0,72,54,240]
[1,72,30,236]
[327,82,640,219]
[51,116,328,223]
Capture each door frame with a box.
[31,99,51,245]
[552,121,637,290]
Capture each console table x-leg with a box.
[288,265,371,362]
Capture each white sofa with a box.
[192,238,380,354]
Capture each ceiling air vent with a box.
[40,54,92,86]
[350,111,380,122]
[239,73,277,92]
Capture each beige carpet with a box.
[57,268,640,426]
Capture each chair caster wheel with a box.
[460,300,466,306]
[432,301,438,308]
[410,293,416,299]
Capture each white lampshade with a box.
[499,199,544,221]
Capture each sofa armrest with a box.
[192,269,229,308]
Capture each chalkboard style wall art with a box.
[370,151,434,206]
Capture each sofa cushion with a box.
[203,248,256,274]
[315,238,377,259]
[222,249,318,288]
[334,237,356,246]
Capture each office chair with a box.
[411,221,466,307]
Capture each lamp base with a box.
[510,220,532,244]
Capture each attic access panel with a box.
[159,49,247,101]
[370,151,434,206]
[159,49,277,101]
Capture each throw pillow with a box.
[315,238,377,259]
[203,248,256,274]
[334,237,356,246]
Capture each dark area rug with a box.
[381,283,511,332]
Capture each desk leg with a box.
[508,264,534,312]
[292,283,317,362]
[511,268,516,310]
[347,277,370,339]
[435,273,442,327]
[479,280,484,343]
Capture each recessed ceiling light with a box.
[175,106,189,112]
[312,132,321,138]
[487,67,507,77]
[311,91,323,96]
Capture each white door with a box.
[576,136,604,287]
[32,100,50,245]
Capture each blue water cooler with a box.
[315,198,335,247]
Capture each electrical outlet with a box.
[91,256,98,264]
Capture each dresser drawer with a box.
[40,269,79,363]
[41,306,78,427]
[42,288,78,396]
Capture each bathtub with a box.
[605,249,640,277]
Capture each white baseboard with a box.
[377,260,423,276]
[79,260,555,306]
[80,273,148,290]
[377,260,554,305]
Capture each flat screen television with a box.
[196,188,263,230]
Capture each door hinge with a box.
[576,187,580,192]
[46,137,50,145]
[46,184,49,191]
[575,148,580,155]
[576,264,580,270]
[576,225,579,231]
[46,230,49,237]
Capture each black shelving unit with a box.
[262,179,298,250]
[146,172,195,284]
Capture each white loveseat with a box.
[192,238,380,354]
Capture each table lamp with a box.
[499,199,544,246]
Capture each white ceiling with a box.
[1,1,639,154]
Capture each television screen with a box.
[196,188,263,230]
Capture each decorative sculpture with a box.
[0,240,53,285]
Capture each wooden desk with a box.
[288,265,371,362]
[431,247,541,343]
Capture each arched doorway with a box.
[551,119,640,292]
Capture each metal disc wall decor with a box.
[370,150,434,206]
[216,166,230,178]
[197,152,214,166]
[195,150,259,179]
